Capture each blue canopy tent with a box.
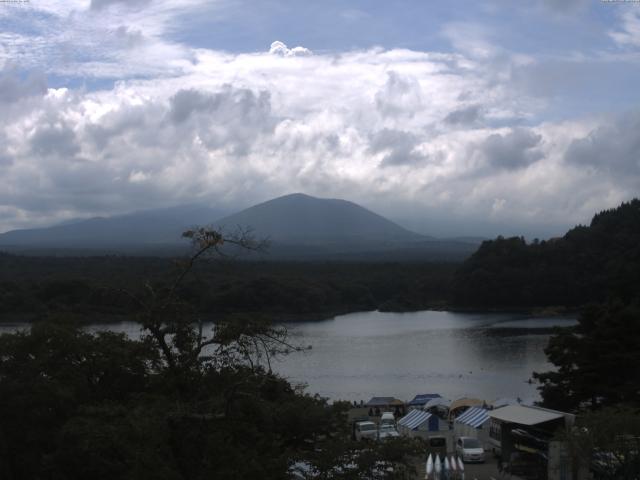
[407,393,442,408]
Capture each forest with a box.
[0,229,426,479]
[2,201,638,324]
[0,254,456,322]
[452,199,640,309]
[0,200,639,478]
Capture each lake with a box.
[273,310,576,403]
[0,310,576,404]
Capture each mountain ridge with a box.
[214,193,427,246]
[0,193,478,260]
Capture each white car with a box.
[455,436,485,463]
[377,424,400,441]
[354,421,378,441]
[380,412,395,428]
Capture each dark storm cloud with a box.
[114,26,146,48]
[86,102,161,150]
[369,128,426,167]
[0,133,11,167]
[374,71,423,118]
[0,68,47,104]
[168,89,216,124]
[565,110,640,177]
[444,105,482,125]
[167,87,274,155]
[478,128,543,170]
[86,86,274,158]
[30,124,80,158]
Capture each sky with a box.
[0,0,639,238]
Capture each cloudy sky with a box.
[0,0,639,237]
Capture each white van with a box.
[456,436,485,463]
[380,412,395,428]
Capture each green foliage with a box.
[0,319,423,479]
[559,406,640,480]
[0,320,157,479]
[453,199,640,308]
[0,231,423,479]
[0,255,456,320]
[534,301,640,411]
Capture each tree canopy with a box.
[0,228,423,479]
[534,300,640,412]
[452,199,640,308]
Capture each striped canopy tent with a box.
[454,407,490,447]
[398,410,432,430]
[449,397,484,420]
[455,407,489,428]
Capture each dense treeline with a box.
[0,230,424,479]
[3,199,639,320]
[525,201,640,414]
[534,299,640,411]
[0,254,456,321]
[455,200,640,477]
[452,199,640,308]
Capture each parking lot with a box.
[349,408,525,480]
[413,455,505,480]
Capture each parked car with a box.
[456,436,485,463]
[354,421,378,441]
[377,424,400,441]
[380,412,395,428]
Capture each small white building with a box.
[453,407,490,449]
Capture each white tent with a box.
[453,407,490,448]
[397,409,442,438]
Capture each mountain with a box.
[215,193,425,247]
[0,204,228,252]
[0,194,478,260]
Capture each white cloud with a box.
[0,3,637,236]
[269,41,313,57]
[610,9,640,49]
[565,110,640,179]
[441,22,499,60]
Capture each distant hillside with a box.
[213,193,479,260]
[0,205,227,251]
[452,199,640,307]
[215,193,425,246]
[0,194,478,260]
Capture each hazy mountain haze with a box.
[0,204,228,248]
[0,193,478,259]
[215,193,427,246]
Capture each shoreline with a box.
[0,305,579,326]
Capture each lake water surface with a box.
[273,310,576,403]
[0,310,576,404]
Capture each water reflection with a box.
[0,310,576,403]
[274,310,576,402]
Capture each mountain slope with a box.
[215,193,426,247]
[0,204,227,249]
[0,194,477,260]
